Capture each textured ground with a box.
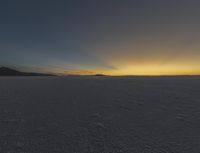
[0,76,200,153]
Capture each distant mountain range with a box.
[0,67,54,76]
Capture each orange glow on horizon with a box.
[104,64,200,76]
[60,65,200,76]
[63,69,105,76]
[54,48,200,76]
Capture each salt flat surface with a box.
[0,76,200,153]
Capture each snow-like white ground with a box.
[0,76,200,153]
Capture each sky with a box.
[1,0,200,75]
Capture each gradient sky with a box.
[1,0,200,75]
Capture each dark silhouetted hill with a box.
[0,67,54,76]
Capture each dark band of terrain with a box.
[0,76,200,152]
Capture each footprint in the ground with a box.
[175,113,187,121]
[89,112,106,129]
[118,104,132,111]
[94,122,106,130]
[89,113,102,119]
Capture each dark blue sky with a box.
[1,0,200,75]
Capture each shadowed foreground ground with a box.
[0,76,200,153]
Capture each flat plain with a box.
[0,76,200,153]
